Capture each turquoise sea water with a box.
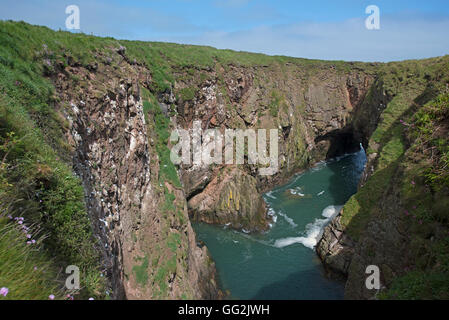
[193,148,366,299]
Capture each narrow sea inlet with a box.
[193,147,367,299]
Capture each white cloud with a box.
[154,14,449,62]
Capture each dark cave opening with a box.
[315,126,367,160]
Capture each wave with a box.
[321,205,342,219]
[267,207,277,228]
[274,237,304,248]
[317,190,325,196]
[273,205,343,250]
[265,191,277,199]
[289,186,305,196]
[310,161,327,172]
[266,207,296,228]
[278,211,297,227]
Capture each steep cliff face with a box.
[317,57,449,299]
[49,46,219,299]
[173,63,375,231]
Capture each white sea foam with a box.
[321,205,342,219]
[273,205,343,250]
[278,211,297,227]
[311,161,327,172]
[289,187,305,196]
[265,191,277,199]
[274,237,304,248]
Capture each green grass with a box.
[167,232,181,254]
[380,237,449,299]
[132,255,149,287]
[0,216,62,300]
[179,87,197,102]
[341,158,400,240]
[153,255,177,299]
[367,92,449,299]
[342,57,449,242]
[380,93,449,299]
[0,20,105,299]
[410,93,449,191]
[162,187,176,213]
[380,270,449,300]
[268,90,282,117]
[143,99,182,188]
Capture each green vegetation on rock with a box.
[0,21,105,299]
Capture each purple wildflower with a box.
[0,287,8,297]
[49,294,55,300]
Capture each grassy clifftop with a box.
[0,21,107,299]
[333,56,449,299]
[379,92,449,299]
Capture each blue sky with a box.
[1,0,449,61]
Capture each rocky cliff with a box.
[173,62,375,232]
[51,46,220,299]
[1,21,448,299]
[317,58,449,299]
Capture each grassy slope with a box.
[0,216,62,300]
[0,21,111,299]
[379,92,449,299]
[341,58,449,239]
[338,57,449,299]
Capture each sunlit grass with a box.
[0,215,63,300]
